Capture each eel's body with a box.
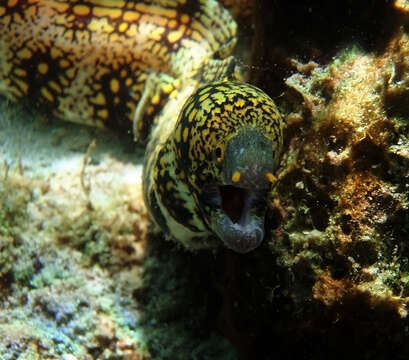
[0,0,284,253]
[0,0,236,140]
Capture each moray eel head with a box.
[203,128,277,253]
[171,81,283,253]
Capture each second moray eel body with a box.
[0,0,284,252]
[0,0,236,139]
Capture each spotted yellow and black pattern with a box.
[0,0,284,253]
[0,0,236,140]
[144,81,283,252]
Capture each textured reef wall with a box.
[256,39,409,360]
[1,0,409,359]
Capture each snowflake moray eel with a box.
[0,0,284,253]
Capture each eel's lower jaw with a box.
[211,210,265,253]
[203,185,266,253]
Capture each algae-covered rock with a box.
[0,107,150,359]
[259,39,409,357]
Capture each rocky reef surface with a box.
[0,106,149,359]
[1,1,409,359]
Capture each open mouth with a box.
[201,185,266,253]
[220,185,248,223]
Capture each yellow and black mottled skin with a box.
[0,0,236,141]
[0,0,284,252]
[144,81,283,253]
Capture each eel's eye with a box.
[215,145,224,163]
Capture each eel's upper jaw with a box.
[203,185,266,253]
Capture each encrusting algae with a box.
[251,26,409,359]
